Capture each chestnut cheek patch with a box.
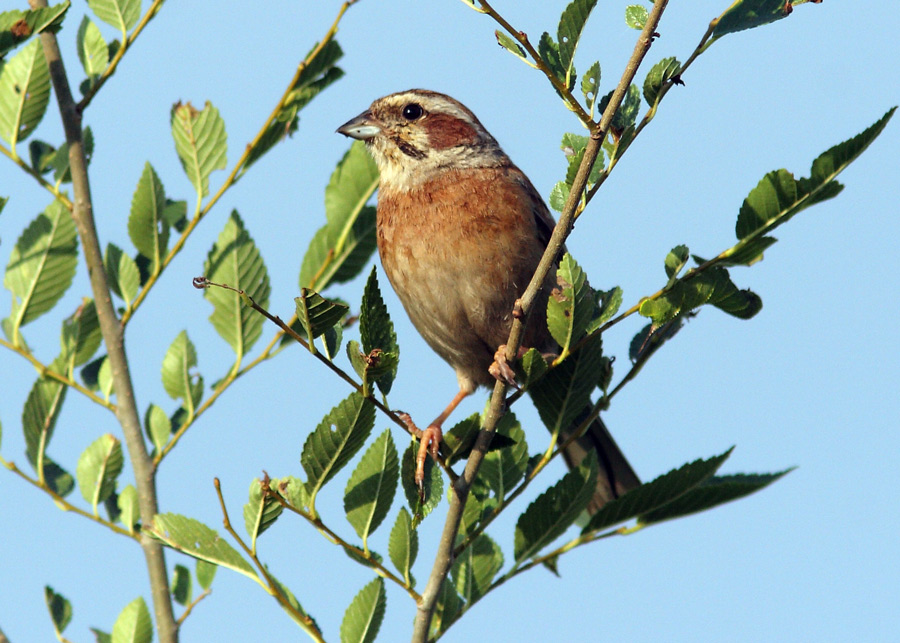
[424,113,479,150]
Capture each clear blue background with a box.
[1,1,898,641]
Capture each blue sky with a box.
[1,1,898,641]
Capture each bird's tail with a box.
[559,408,640,514]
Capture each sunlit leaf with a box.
[110,596,152,643]
[148,513,257,581]
[340,577,385,643]
[0,39,50,148]
[344,429,399,545]
[87,0,140,34]
[171,101,227,199]
[76,433,123,510]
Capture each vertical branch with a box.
[27,1,178,641]
[411,2,669,640]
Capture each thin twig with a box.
[0,143,73,208]
[411,3,670,641]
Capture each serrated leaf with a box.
[712,0,796,39]
[360,267,398,395]
[480,413,528,499]
[127,162,169,272]
[22,375,67,475]
[430,578,462,639]
[160,330,201,412]
[110,596,151,643]
[44,585,72,634]
[87,0,139,34]
[300,141,379,291]
[529,333,604,436]
[301,392,375,510]
[345,339,397,398]
[583,448,733,532]
[547,253,593,356]
[538,32,565,87]
[640,265,761,324]
[0,39,50,148]
[587,285,622,333]
[643,56,681,106]
[736,108,896,243]
[196,559,217,590]
[171,564,192,607]
[557,0,597,73]
[118,484,138,532]
[340,577,386,643]
[495,30,526,60]
[275,475,310,511]
[105,243,140,305]
[148,513,257,580]
[401,441,443,523]
[245,40,343,168]
[514,452,598,562]
[295,289,349,346]
[451,533,503,603]
[171,101,227,199]
[4,200,78,330]
[548,181,570,212]
[664,245,690,281]
[601,83,641,133]
[625,4,649,30]
[60,299,101,371]
[76,15,108,87]
[560,132,604,189]
[581,60,601,112]
[204,210,270,358]
[243,477,283,550]
[518,348,548,390]
[640,470,792,525]
[388,507,418,586]
[76,433,123,510]
[344,429,399,546]
[0,4,70,59]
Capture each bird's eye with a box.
[402,103,424,120]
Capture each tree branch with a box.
[28,1,178,640]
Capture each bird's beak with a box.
[336,111,381,140]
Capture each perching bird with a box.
[338,89,639,511]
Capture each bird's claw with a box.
[489,345,520,389]
[415,425,442,496]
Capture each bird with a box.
[337,89,640,511]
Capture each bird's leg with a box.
[398,388,472,493]
[489,344,529,388]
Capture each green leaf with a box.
[360,267,399,396]
[559,132,605,192]
[196,559,217,590]
[640,470,792,525]
[127,162,169,272]
[451,533,503,603]
[712,0,797,39]
[600,83,641,132]
[243,477,283,549]
[60,299,101,371]
[344,429,399,545]
[295,289,349,345]
[736,108,896,243]
[583,448,733,532]
[340,577,386,643]
[345,339,397,398]
[44,585,72,634]
[664,244,690,281]
[76,433,123,510]
[204,210,270,357]
[557,0,598,74]
[274,475,310,511]
[301,392,375,510]
[148,513,257,581]
[518,348,548,389]
[640,264,762,324]
[171,564,192,607]
[495,30,526,61]
[171,101,227,199]
[547,253,593,357]
[87,0,139,34]
[538,32,565,88]
[430,578,462,639]
[529,333,604,436]
[548,181,570,213]
[4,200,78,331]
[587,285,622,333]
[514,452,598,562]
[581,60,601,112]
[22,376,72,494]
[300,141,379,291]
[90,628,111,643]
[118,484,139,532]
[161,330,202,412]
[110,596,151,643]
[625,4,649,29]
[141,404,169,454]
[480,412,528,500]
[388,507,418,586]
[643,56,681,107]
[0,3,70,59]
[76,15,108,87]
[246,40,343,169]
[401,441,443,523]
[0,39,50,148]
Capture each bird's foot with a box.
[489,345,521,389]
[397,412,442,496]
